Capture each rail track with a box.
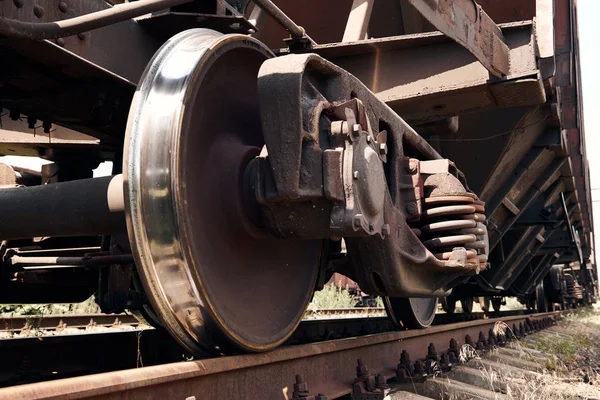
[0,310,561,399]
[0,314,143,337]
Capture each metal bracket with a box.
[408,0,509,77]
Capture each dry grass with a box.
[456,307,600,399]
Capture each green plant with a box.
[308,284,359,310]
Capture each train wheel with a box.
[440,296,456,314]
[460,297,474,313]
[125,29,321,356]
[384,297,438,329]
[536,283,548,312]
[478,296,490,313]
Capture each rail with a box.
[0,311,561,399]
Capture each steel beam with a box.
[312,22,543,123]
[407,0,509,77]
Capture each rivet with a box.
[77,32,87,40]
[13,0,24,8]
[56,38,65,47]
[58,1,68,12]
[33,4,44,17]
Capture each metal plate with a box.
[124,29,321,355]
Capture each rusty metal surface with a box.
[0,314,140,335]
[310,22,542,123]
[0,312,560,400]
[408,0,509,77]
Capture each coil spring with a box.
[565,276,583,299]
[411,194,488,269]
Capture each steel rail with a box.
[0,313,140,334]
[0,311,560,400]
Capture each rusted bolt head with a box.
[382,224,391,237]
[33,4,44,17]
[13,0,24,8]
[379,142,387,156]
[58,1,68,12]
[408,160,418,173]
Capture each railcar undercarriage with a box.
[0,0,595,356]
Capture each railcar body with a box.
[0,0,595,355]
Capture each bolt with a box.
[449,338,459,354]
[13,0,24,8]
[352,124,361,134]
[33,4,44,18]
[353,170,359,179]
[366,135,372,143]
[27,116,36,129]
[426,343,439,362]
[518,323,525,337]
[77,32,87,40]
[505,326,514,340]
[56,38,65,47]
[406,202,418,215]
[465,334,474,347]
[247,28,256,34]
[478,331,486,344]
[353,214,365,230]
[379,142,387,156]
[316,395,328,400]
[381,224,391,237]
[400,350,411,366]
[408,160,418,174]
[375,374,389,390]
[440,353,451,372]
[58,1,68,12]
[292,374,309,397]
[356,359,369,377]
[42,121,52,133]
[448,351,458,364]
[413,360,425,375]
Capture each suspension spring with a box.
[411,194,488,270]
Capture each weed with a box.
[307,283,359,310]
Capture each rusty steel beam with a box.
[0,312,560,399]
[407,0,509,77]
[312,22,542,123]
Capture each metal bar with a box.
[251,0,316,44]
[490,157,567,250]
[0,312,559,399]
[0,175,125,240]
[9,254,134,267]
[407,0,509,77]
[342,0,374,42]
[0,0,195,39]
